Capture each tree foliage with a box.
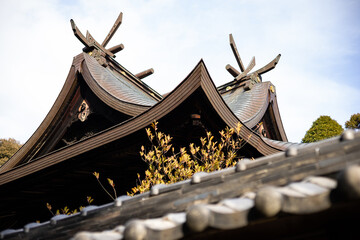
[0,138,22,166]
[345,113,360,129]
[127,121,248,196]
[302,116,344,143]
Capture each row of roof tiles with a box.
[2,130,359,240]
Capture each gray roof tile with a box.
[4,131,360,240]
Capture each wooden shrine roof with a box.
[0,59,288,185]
[222,81,272,126]
[218,34,287,142]
[0,13,289,174]
[82,53,160,112]
[0,12,299,233]
[0,52,161,173]
[220,81,287,142]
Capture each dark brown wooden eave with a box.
[0,54,83,173]
[0,59,286,185]
[268,90,288,142]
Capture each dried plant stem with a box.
[96,178,115,200]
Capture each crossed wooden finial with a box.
[70,12,153,79]
[71,12,124,58]
[226,33,281,82]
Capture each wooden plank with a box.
[229,34,245,72]
[108,43,124,54]
[70,19,89,48]
[101,12,123,48]
[251,54,281,76]
[135,68,154,80]
[225,64,240,78]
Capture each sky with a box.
[0,0,359,144]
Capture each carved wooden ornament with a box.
[78,100,90,122]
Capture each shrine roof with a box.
[82,53,160,107]
[0,13,290,176]
[0,52,161,173]
[221,81,271,128]
[0,59,287,184]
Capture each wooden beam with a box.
[225,64,240,78]
[229,34,245,72]
[70,19,90,48]
[102,12,123,48]
[135,68,154,79]
[252,54,281,76]
[108,44,124,54]
[236,56,256,81]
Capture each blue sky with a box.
[0,0,359,143]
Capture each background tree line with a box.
[302,113,359,143]
[0,138,22,166]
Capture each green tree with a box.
[0,138,22,166]
[302,116,344,143]
[345,113,360,129]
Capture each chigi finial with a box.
[226,33,281,82]
[70,12,154,79]
[70,12,124,66]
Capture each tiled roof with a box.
[83,53,158,107]
[2,130,359,240]
[0,53,161,172]
[222,82,270,128]
[220,79,288,142]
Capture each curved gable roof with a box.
[222,82,270,127]
[0,53,161,173]
[82,53,159,115]
[220,80,288,142]
[0,59,286,184]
